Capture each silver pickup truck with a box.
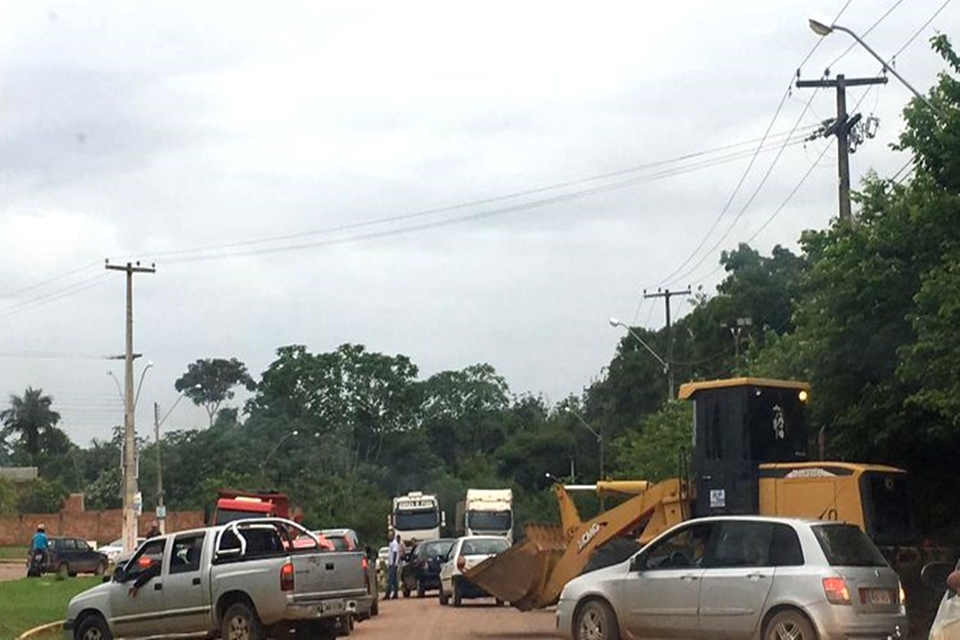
[63,518,368,640]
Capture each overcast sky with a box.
[0,1,956,446]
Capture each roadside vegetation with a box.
[1,37,959,548]
[0,576,100,639]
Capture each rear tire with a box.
[95,560,107,576]
[763,609,817,640]
[76,615,113,640]
[221,602,265,640]
[574,599,620,640]
[58,563,70,578]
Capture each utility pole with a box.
[796,73,887,221]
[154,402,165,534]
[105,260,155,555]
[643,287,691,399]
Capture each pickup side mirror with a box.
[629,553,645,572]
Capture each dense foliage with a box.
[2,37,958,546]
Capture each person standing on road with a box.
[145,520,161,538]
[385,532,402,599]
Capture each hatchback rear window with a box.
[812,524,888,567]
[461,539,509,555]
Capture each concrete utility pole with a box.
[643,287,691,400]
[105,260,155,554]
[796,73,887,221]
[153,402,165,534]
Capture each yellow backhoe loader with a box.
[466,377,927,611]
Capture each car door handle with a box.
[745,573,767,580]
[193,577,201,586]
[679,575,700,581]
[325,563,335,570]
[154,583,162,591]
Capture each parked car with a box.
[401,538,455,597]
[922,558,960,640]
[317,528,380,618]
[30,536,108,577]
[555,515,908,640]
[96,536,146,565]
[438,535,510,607]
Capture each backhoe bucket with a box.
[464,523,567,611]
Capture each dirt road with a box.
[353,594,562,639]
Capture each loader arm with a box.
[465,477,688,610]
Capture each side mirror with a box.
[922,562,956,591]
[629,553,645,572]
[112,566,126,582]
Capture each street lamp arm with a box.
[810,19,941,117]
[608,318,669,371]
[260,430,299,472]
[567,408,601,442]
[133,362,154,410]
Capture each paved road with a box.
[354,594,562,639]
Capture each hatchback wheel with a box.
[574,600,619,640]
[764,610,816,640]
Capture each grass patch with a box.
[0,575,100,640]
[0,547,28,560]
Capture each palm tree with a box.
[0,387,61,462]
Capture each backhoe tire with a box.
[763,609,816,640]
[221,602,265,640]
[76,615,113,640]
[574,599,620,640]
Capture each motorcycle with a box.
[26,549,46,577]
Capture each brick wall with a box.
[0,494,205,546]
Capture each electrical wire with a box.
[824,0,906,71]
[0,273,109,319]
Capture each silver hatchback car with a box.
[556,516,906,640]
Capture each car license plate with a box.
[320,599,345,614]
[869,589,892,605]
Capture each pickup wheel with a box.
[221,602,265,640]
[76,615,113,640]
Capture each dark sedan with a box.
[401,537,455,597]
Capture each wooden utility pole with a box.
[105,260,155,554]
[643,287,691,399]
[796,73,887,221]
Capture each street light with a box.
[259,430,300,480]
[567,408,603,482]
[153,383,200,534]
[608,317,674,398]
[108,361,152,554]
[808,17,940,116]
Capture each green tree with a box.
[175,358,256,427]
[614,401,692,482]
[0,387,62,464]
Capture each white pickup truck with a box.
[63,518,368,640]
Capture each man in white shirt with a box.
[385,532,402,599]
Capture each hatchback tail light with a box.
[822,577,851,605]
[456,556,466,571]
[280,562,295,592]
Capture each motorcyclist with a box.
[30,523,49,570]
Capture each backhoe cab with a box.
[465,377,916,610]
